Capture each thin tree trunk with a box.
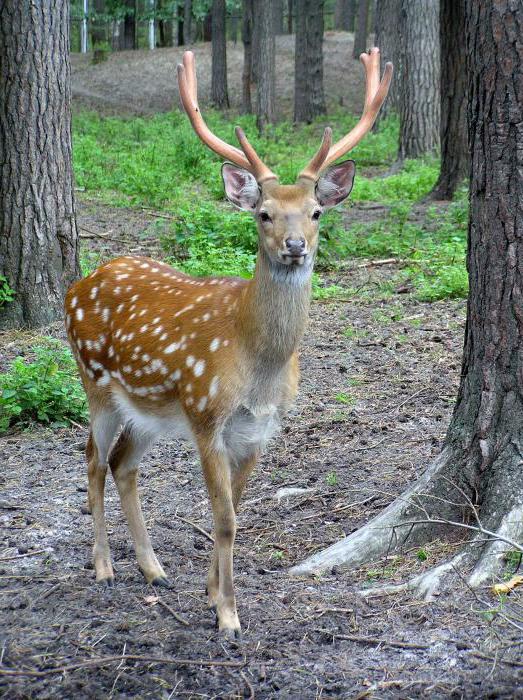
[429,0,468,200]
[184,0,192,44]
[256,0,276,130]
[273,0,284,34]
[230,12,239,43]
[352,0,370,58]
[397,0,439,160]
[294,0,326,123]
[335,0,356,31]
[122,0,136,49]
[203,10,212,42]
[211,0,229,108]
[177,2,184,46]
[287,0,293,34]
[241,0,253,113]
[90,0,106,48]
[251,1,260,83]
[373,0,399,124]
[0,0,80,329]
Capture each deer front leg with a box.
[198,443,240,637]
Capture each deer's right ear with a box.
[222,163,261,212]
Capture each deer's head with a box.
[177,50,392,278]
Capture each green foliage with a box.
[326,471,338,487]
[0,340,88,433]
[0,274,14,306]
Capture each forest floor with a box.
[1,33,522,700]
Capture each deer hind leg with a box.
[198,439,240,636]
[87,410,121,585]
[108,424,168,586]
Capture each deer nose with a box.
[285,238,306,255]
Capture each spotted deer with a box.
[65,49,392,636]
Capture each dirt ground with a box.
[1,35,522,700]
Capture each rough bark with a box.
[241,0,253,113]
[211,0,229,108]
[397,0,439,160]
[352,0,370,58]
[429,0,468,200]
[256,0,275,129]
[0,0,80,329]
[294,0,326,123]
[334,0,356,31]
[291,0,523,593]
[373,0,399,122]
[122,0,136,49]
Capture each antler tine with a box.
[320,48,393,170]
[298,127,333,182]
[177,51,277,183]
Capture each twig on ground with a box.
[0,549,47,562]
[358,258,400,268]
[173,514,214,543]
[314,628,429,650]
[156,598,190,627]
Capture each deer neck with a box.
[237,247,312,363]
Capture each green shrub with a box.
[0,274,14,306]
[0,340,88,432]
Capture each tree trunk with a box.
[256,0,275,130]
[177,3,184,46]
[211,0,229,108]
[352,0,370,58]
[241,0,253,113]
[202,10,212,42]
[429,0,468,200]
[122,0,136,49]
[184,0,192,44]
[294,0,326,123]
[273,0,284,34]
[397,0,439,160]
[230,12,239,43]
[251,1,260,83]
[158,0,174,47]
[291,0,523,597]
[373,0,399,123]
[0,0,80,329]
[335,0,356,31]
[90,0,106,49]
[287,0,293,34]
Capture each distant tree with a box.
[0,0,80,329]
[90,0,107,48]
[292,0,523,600]
[211,0,229,107]
[241,0,254,113]
[397,0,439,160]
[352,0,370,58]
[122,0,136,49]
[335,0,356,31]
[373,0,399,122]
[429,0,468,199]
[287,0,293,34]
[273,0,284,34]
[294,0,326,123]
[184,0,193,43]
[177,1,184,45]
[256,0,276,129]
[158,0,174,47]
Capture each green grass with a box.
[0,339,88,433]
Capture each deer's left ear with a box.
[315,160,356,208]
[222,163,261,211]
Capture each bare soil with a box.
[1,36,522,699]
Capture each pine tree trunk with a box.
[294,0,326,123]
[184,0,192,44]
[334,0,356,31]
[273,0,284,34]
[374,0,399,123]
[0,0,80,329]
[287,0,293,34]
[122,0,136,49]
[429,0,468,200]
[397,0,439,160]
[256,0,275,130]
[211,0,229,108]
[90,0,106,49]
[352,0,370,58]
[241,0,253,114]
[291,0,523,593]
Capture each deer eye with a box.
[312,210,322,221]
[260,212,272,223]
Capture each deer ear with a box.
[222,163,261,211]
[315,160,356,208]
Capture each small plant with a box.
[326,471,338,487]
[335,392,355,406]
[0,339,88,432]
[416,548,429,562]
[0,274,14,306]
[271,550,285,561]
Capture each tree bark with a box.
[202,10,212,42]
[90,0,106,49]
[334,0,356,31]
[352,0,370,58]
[429,0,468,200]
[291,0,523,596]
[211,0,229,108]
[122,0,136,49]
[184,0,192,44]
[397,0,439,160]
[256,0,276,130]
[273,0,284,34]
[287,0,293,34]
[294,0,326,123]
[373,0,399,122]
[241,0,253,113]
[0,0,80,329]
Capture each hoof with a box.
[80,505,91,515]
[151,576,171,588]
[222,627,242,641]
[98,576,114,587]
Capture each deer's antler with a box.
[299,48,393,181]
[177,51,277,183]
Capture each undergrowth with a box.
[0,339,88,433]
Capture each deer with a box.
[65,48,392,637]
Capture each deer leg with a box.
[198,442,240,636]
[109,425,168,586]
[87,410,121,585]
